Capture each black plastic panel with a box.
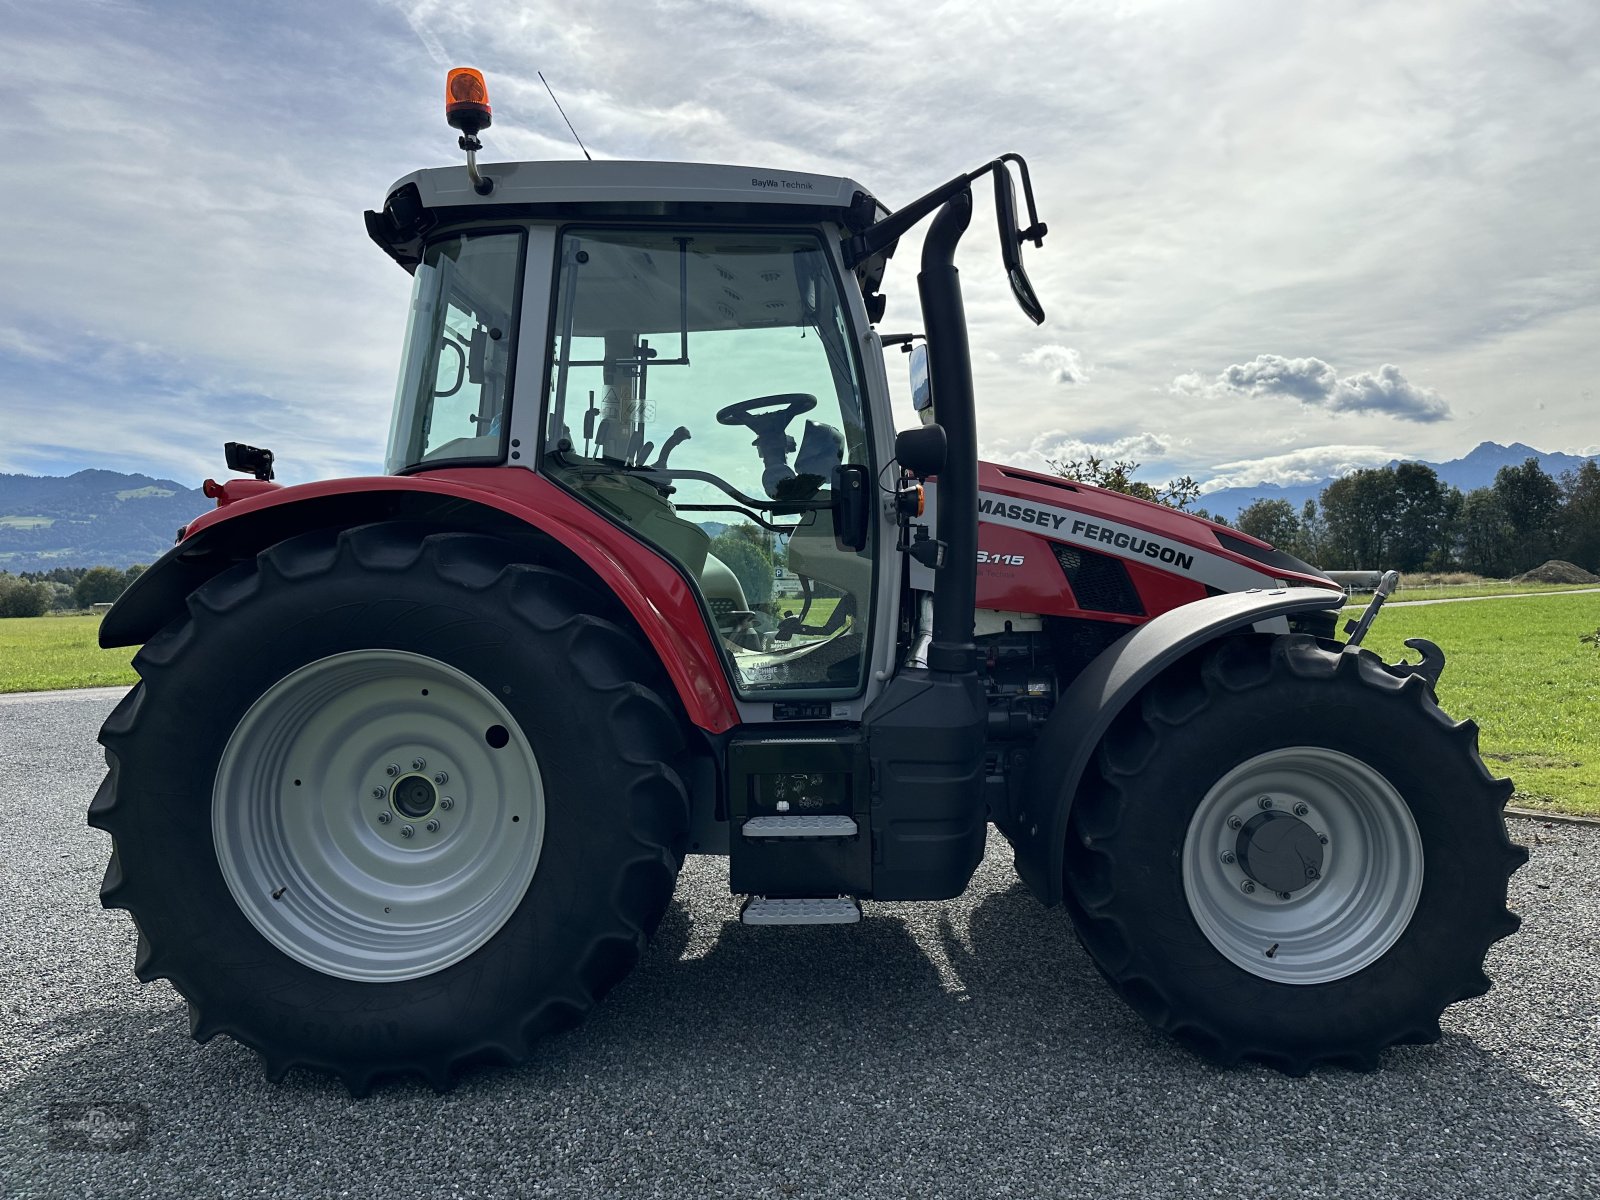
[726,734,871,897]
[1052,543,1145,616]
[1214,531,1331,582]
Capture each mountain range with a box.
[2,441,1595,570]
[1196,441,1598,522]
[0,470,206,572]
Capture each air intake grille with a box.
[1052,544,1145,616]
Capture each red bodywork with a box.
[970,462,1334,621]
[189,469,744,734]
[183,461,1336,734]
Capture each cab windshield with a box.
[386,231,524,473]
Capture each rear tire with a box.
[1062,634,1526,1072]
[90,523,690,1094]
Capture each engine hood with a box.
[946,461,1340,624]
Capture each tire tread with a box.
[90,523,691,1094]
[1063,635,1525,1074]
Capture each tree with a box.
[1236,499,1301,551]
[1558,460,1600,573]
[1492,457,1562,573]
[1298,499,1327,565]
[708,529,773,607]
[1458,488,1516,577]
[74,566,129,607]
[1388,463,1457,572]
[0,574,51,618]
[42,581,76,611]
[1319,469,1399,570]
[1047,455,1200,510]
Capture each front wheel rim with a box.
[213,649,544,983]
[1182,746,1423,985]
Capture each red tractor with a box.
[90,70,1524,1093]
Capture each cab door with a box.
[540,226,879,705]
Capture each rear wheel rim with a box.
[1181,746,1423,985]
[213,649,544,983]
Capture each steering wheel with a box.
[715,392,818,431]
[714,393,820,499]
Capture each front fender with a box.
[1004,586,1343,906]
[101,471,741,733]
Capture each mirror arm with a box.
[843,155,1048,325]
[842,170,982,268]
[998,153,1048,246]
[844,156,1049,268]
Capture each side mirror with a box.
[896,425,947,479]
[224,441,276,481]
[908,343,933,415]
[831,464,871,552]
[993,166,1045,326]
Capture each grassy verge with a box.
[1386,581,1599,603]
[1351,592,1600,817]
[0,615,136,693]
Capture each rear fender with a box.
[1003,587,1343,906]
[100,473,741,733]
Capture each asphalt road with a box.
[2,689,1598,1199]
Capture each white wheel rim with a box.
[1182,746,1423,985]
[213,650,544,983]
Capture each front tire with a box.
[90,524,690,1094]
[1063,634,1526,1072]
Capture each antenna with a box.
[539,71,593,161]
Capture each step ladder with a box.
[739,896,862,925]
[740,814,858,839]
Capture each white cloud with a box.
[1176,355,1450,422]
[1020,344,1090,385]
[1331,364,1451,422]
[0,326,64,364]
[981,429,1177,476]
[1200,445,1397,492]
[1,1,1596,486]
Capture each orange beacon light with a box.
[446,68,492,136]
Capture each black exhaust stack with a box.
[917,191,978,676]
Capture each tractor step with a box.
[739,896,862,926]
[740,814,859,839]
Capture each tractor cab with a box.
[371,159,900,705]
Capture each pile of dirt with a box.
[1513,560,1600,584]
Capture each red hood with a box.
[961,460,1338,622]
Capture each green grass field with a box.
[1386,580,1598,603]
[1349,592,1600,817]
[0,615,136,693]
[5,592,1598,815]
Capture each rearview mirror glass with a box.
[909,343,932,414]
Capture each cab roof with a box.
[367,160,888,270]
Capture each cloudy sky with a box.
[2,0,1596,492]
